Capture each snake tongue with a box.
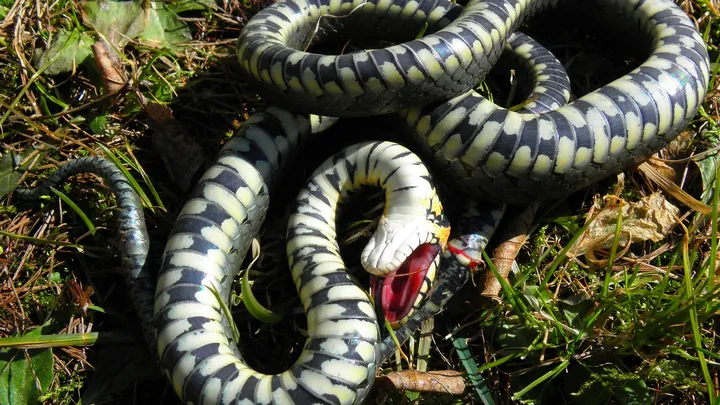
[371,243,441,326]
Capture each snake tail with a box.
[14,157,154,349]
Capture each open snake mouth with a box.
[370,243,441,326]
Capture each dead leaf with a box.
[639,160,711,215]
[374,370,466,395]
[140,95,204,191]
[91,39,127,97]
[643,157,678,181]
[570,193,680,257]
[663,130,695,158]
[481,203,541,301]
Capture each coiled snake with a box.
[14,0,709,404]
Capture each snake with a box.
[152,27,572,404]
[238,0,709,203]
[14,29,566,404]
[12,0,709,404]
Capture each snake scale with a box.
[13,0,709,404]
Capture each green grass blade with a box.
[482,250,532,322]
[602,203,624,298]
[32,81,69,110]
[0,332,135,349]
[49,186,96,235]
[0,30,80,132]
[240,239,283,325]
[240,269,284,325]
[205,282,241,343]
[681,227,716,402]
[115,145,166,211]
[709,158,719,292]
[451,335,494,405]
[96,144,155,212]
[511,359,570,400]
[540,216,596,289]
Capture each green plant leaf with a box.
[89,114,107,134]
[492,322,537,349]
[549,214,582,234]
[697,153,718,201]
[570,364,652,405]
[34,28,95,76]
[557,293,594,330]
[566,365,611,405]
[404,390,420,401]
[0,4,10,21]
[138,2,192,50]
[82,0,193,51]
[0,149,45,199]
[49,186,97,235]
[48,272,62,283]
[0,329,54,405]
[169,0,217,14]
[0,152,25,199]
[615,378,652,405]
[241,269,283,325]
[82,0,143,48]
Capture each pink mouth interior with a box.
[371,243,441,325]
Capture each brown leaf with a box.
[639,160,711,215]
[91,39,126,96]
[570,192,680,257]
[643,157,677,181]
[375,370,466,395]
[140,95,205,191]
[663,130,695,158]
[480,203,541,301]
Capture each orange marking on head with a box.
[435,226,451,248]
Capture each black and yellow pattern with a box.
[237,0,557,116]
[16,0,711,404]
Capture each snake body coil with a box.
[156,128,450,404]
[237,0,558,116]
[240,0,709,203]
[404,0,710,201]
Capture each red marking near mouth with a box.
[371,243,441,326]
[447,243,480,272]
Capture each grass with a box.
[0,0,719,404]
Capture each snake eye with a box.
[370,243,442,328]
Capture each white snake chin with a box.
[361,216,436,275]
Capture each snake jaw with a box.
[362,217,421,274]
[362,217,445,275]
[371,243,442,329]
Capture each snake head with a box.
[361,203,449,329]
[370,242,442,329]
[446,234,487,272]
[361,217,448,275]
